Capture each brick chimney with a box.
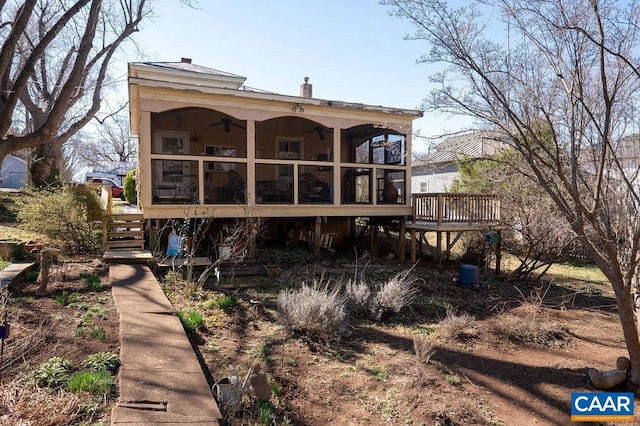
[181,57,192,64]
[300,77,312,98]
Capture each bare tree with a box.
[0,0,151,187]
[385,0,640,386]
[74,112,137,166]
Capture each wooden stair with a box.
[104,213,145,251]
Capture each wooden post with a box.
[446,231,451,261]
[399,217,406,262]
[314,216,321,256]
[248,218,257,261]
[436,230,442,270]
[37,248,61,296]
[410,228,417,263]
[495,230,502,275]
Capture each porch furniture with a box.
[228,169,245,203]
[299,172,319,203]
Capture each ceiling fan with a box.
[303,126,331,140]
[210,117,245,133]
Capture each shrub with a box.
[216,294,238,312]
[123,169,137,205]
[370,269,421,319]
[17,187,104,253]
[82,352,121,374]
[345,269,421,321]
[277,279,347,339]
[178,309,204,336]
[413,334,437,363]
[81,272,103,291]
[67,370,112,394]
[32,356,72,388]
[492,314,571,347]
[439,306,477,340]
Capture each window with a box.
[420,182,428,193]
[205,145,236,171]
[276,137,303,160]
[153,130,190,155]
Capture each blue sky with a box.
[117,0,474,152]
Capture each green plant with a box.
[178,309,204,336]
[255,400,277,425]
[55,291,78,306]
[82,352,121,373]
[257,343,272,361]
[67,370,113,394]
[88,325,106,341]
[277,278,347,339]
[123,169,137,204]
[445,375,461,386]
[81,273,103,291]
[25,270,39,283]
[11,243,30,261]
[271,382,282,397]
[32,356,72,388]
[17,186,104,253]
[216,294,238,312]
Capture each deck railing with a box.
[412,193,500,225]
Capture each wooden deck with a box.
[404,193,502,270]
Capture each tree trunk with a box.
[612,275,640,388]
[30,141,63,188]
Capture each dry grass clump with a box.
[492,314,571,347]
[438,306,477,340]
[413,334,437,363]
[345,268,422,321]
[277,279,347,339]
[0,378,107,425]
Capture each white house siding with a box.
[411,171,458,193]
[1,155,27,189]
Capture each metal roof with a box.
[415,129,507,166]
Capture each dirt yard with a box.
[161,252,633,426]
[0,248,634,426]
[0,258,119,425]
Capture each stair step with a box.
[108,230,144,238]
[110,213,143,221]
[106,240,145,250]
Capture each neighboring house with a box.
[1,154,27,189]
[75,161,136,186]
[412,130,505,193]
[128,59,422,243]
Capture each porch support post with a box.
[495,230,502,275]
[247,120,256,207]
[399,217,406,262]
[446,231,451,261]
[333,128,340,206]
[436,230,442,270]
[410,228,416,263]
[139,111,152,207]
[314,216,322,256]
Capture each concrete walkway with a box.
[109,264,222,425]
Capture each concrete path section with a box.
[110,264,222,425]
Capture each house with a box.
[1,154,27,189]
[128,59,423,248]
[412,130,505,193]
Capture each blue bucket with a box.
[458,264,479,287]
